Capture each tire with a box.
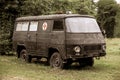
[20,49,32,63]
[50,52,64,69]
[17,49,21,58]
[20,50,27,60]
[25,55,32,63]
[17,53,20,58]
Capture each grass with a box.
[0,38,120,80]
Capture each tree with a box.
[20,0,73,16]
[114,5,120,37]
[20,0,51,16]
[97,0,119,38]
[50,0,73,14]
[76,0,96,15]
[0,0,20,54]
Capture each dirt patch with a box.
[0,76,29,80]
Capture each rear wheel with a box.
[17,50,21,58]
[50,52,64,69]
[25,55,32,63]
[20,49,32,63]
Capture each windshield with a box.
[65,17,101,33]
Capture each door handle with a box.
[36,33,38,36]
[27,34,31,39]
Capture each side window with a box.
[29,21,38,31]
[53,20,63,31]
[16,22,29,31]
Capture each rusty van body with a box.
[13,14,106,68]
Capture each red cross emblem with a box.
[42,22,47,31]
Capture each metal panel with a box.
[16,14,94,21]
[66,33,105,45]
[26,21,38,53]
[66,33,106,58]
[50,31,66,59]
[13,31,28,50]
[27,31,37,53]
[36,20,52,56]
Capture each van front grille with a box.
[84,45,101,51]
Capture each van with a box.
[13,14,106,68]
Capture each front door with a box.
[50,19,66,59]
[27,21,38,54]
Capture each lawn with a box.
[0,38,120,80]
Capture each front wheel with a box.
[50,52,64,69]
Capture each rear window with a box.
[16,22,29,31]
[29,21,38,31]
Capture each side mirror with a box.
[102,30,106,38]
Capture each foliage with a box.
[20,0,73,16]
[76,0,96,15]
[50,0,73,14]
[20,0,51,15]
[97,0,119,38]
[0,0,20,54]
[114,5,120,37]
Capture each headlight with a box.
[74,46,81,53]
[102,45,106,51]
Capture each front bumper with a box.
[66,44,106,59]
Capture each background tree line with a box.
[0,0,120,54]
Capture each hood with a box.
[66,33,105,45]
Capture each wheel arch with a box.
[48,47,59,59]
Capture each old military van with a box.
[13,14,106,68]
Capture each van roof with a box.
[16,14,94,21]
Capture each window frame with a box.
[29,21,38,31]
[16,22,29,31]
[53,19,64,31]
[65,17,101,33]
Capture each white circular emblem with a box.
[42,22,47,31]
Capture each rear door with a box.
[27,21,38,54]
[36,20,52,57]
[13,21,29,48]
